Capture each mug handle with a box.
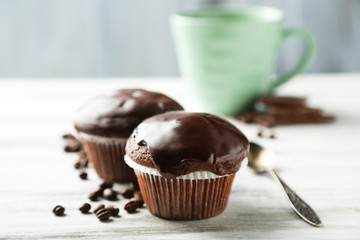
[269,28,315,90]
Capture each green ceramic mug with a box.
[171,6,315,115]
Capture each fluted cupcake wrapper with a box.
[79,133,136,183]
[135,170,235,220]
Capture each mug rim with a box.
[172,6,284,25]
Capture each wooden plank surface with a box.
[0,75,360,239]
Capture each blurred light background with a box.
[0,0,359,78]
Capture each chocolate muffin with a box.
[125,111,249,220]
[74,89,184,183]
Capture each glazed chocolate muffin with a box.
[125,111,249,220]
[74,89,184,183]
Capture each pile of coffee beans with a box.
[237,96,335,127]
[60,134,147,222]
[236,96,335,139]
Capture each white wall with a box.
[0,0,359,77]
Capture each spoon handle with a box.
[268,169,323,227]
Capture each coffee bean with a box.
[120,188,134,199]
[93,204,105,214]
[74,161,81,169]
[103,188,117,201]
[88,192,98,201]
[89,190,102,201]
[62,133,76,140]
[257,130,263,137]
[64,140,82,152]
[130,197,144,208]
[53,205,65,216]
[96,208,108,216]
[74,156,89,170]
[95,189,104,196]
[79,171,87,180]
[124,200,139,213]
[99,181,113,191]
[96,208,111,221]
[79,203,91,213]
[269,133,276,139]
[107,205,119,216]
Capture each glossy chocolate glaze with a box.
[128,111,249,178]
[74,89,184,138]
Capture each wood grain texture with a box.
[0,75,360,239]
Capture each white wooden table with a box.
[1,75,360,239]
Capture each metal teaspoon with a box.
[247,142,323,227]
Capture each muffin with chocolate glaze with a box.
[125,111,249,220]
[74,89,184,183]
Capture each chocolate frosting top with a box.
[127,111,249,178]
[74,89,184,138]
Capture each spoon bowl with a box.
[248,142,276,172]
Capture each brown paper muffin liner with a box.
[136,171,236,220]
[81,136,136,183]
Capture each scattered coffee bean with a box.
[79,203,91,213]
[124,200,139,213]
[269,133,276,139]
[88,192,98,201]
[64,140,82,152]
[74,161,81,169]
[107,205,120,216]
[96,208,112,221]
[121,188,134,199]
[62,133,76,140]
[74,159,89,170]
[94,188,104,196]
[89,190,102,201]
[53,205,65,216]
[130,197,144,208]
[103,188,118,201]
[257,130,263,137]
[99,181,113,191]
[79,171,88,180]
[94,204,105,214]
